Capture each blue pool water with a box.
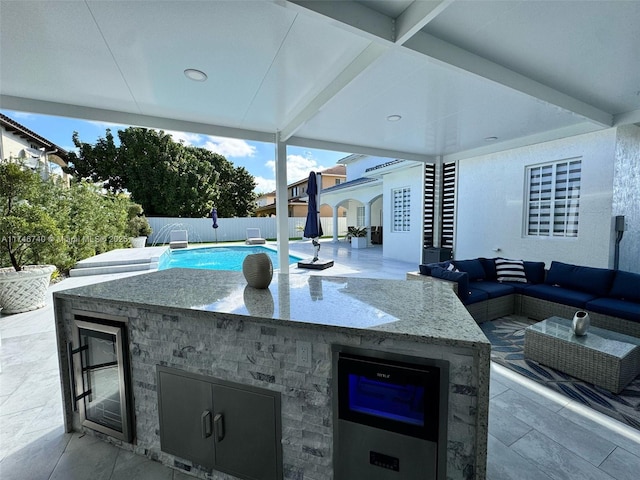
[158,246,301,271]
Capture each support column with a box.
[332,206,339,243]
[275,133,289,274]
[364,201,371,246]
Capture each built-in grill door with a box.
[212,383,279,480]
[71,315,133,442]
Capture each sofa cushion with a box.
[471,281,516,299]
[478,257,497,281]
[523,261,546,284]
[586,298,640,323]
[608,270,640,303]
[545,261,615,297]
[431,267,469,301]
[525,284,597,309]
[464,288,489,306]
[495,258,527,283]
[452,259,486,281]
[501,281,535,294]
[419,261,451,275]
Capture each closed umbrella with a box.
[211,207,218,243]
[303,171,322,261]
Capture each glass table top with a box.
[527,316,640,358]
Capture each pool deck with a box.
[3,242,640,479]
[69,239,417,279]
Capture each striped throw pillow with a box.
[495,258,527,283]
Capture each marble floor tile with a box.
[511,430,615,480]
[489,377,509,398]
[490,367,568,412]
[487,434,554,480]
[556,406,640,459]
[49,433,119,480]
[488,402,533,446]
[0,426,71,480]
[110,449,173,480]
[492,389,616,466]
[599,447,640,480]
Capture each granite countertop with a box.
[55,268,489,349]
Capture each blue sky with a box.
[2,109,347,193]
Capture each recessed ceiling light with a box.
[184,69,208,82]
[484,136,498,141]
[387,115,402,122]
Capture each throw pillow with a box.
[495,258,527,283]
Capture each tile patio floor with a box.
[1,241,639,479]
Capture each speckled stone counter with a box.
[53,269,490,480]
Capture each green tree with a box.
[65,127,258,217]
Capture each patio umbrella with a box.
[211,207,218,243]
[303,171,323,262]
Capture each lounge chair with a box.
[245,228,266,245]
[169,230,188,249]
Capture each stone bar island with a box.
[53,268,490,480]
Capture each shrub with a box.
[1,161,143,273]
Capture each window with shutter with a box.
[526,158,581,237]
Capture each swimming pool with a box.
[157,246,302,271]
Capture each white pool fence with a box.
[147,216,348,245]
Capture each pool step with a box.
[69,259,159,277]
[68,247,166,277]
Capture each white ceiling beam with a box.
[283,0,394,43]
[404,32,613,127]
[394,0,454,45]
[443,123,603,163]
[0,95,276,144]
[287,135,436,163]
[613,108,640,126]
[279,43,388,141]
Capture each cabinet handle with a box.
[201,411,212,438]
[213,413,225,442]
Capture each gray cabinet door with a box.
[157,369,215,469]
[212,383,279,480]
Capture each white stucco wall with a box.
[454,128,618,268]
[382,163,425,264]
[342,155,392,180]
[1,127,34,160]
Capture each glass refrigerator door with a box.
[79,328,123,433]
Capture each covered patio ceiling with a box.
[1,0,639,163]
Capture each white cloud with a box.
[6,110,34,120]
[202,137,256,158]
[165,130,203,145]
[163,131,256,158]
[254,176,276,194]
[265,154,329,185]
[86,119,128,130]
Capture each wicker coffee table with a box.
[524,316,640,394]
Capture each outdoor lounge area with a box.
[1,241,639,480]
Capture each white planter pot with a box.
[130,236,147,248]
[0,265,56,314]
[351,237,367,249]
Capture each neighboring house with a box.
[254,165,346,218]
[323,125,640,274]
[0,112,70,184]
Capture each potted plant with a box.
[0,162,61,314]
[126,203,152,248]
[349,226,368,249]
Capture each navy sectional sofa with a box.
[418,258,640,337]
